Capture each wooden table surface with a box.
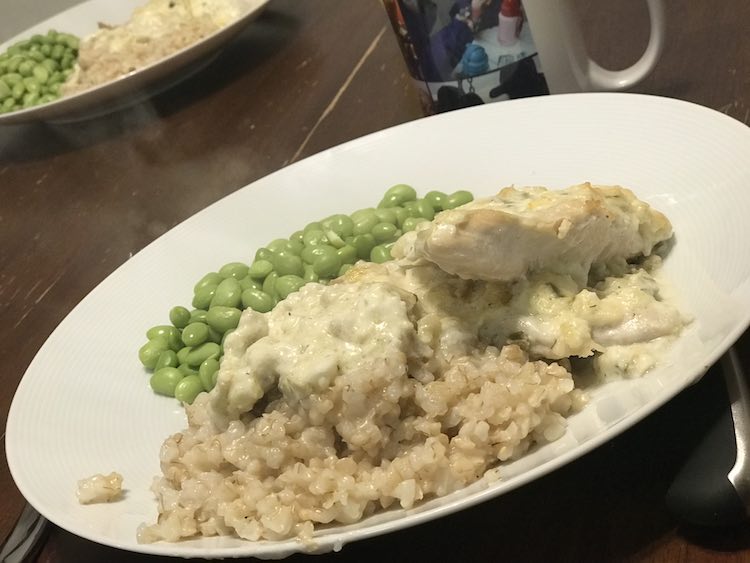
[1,1,749,561]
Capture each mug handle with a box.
[521,0,666,93]
[585,0,665,90]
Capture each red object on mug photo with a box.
[497,0,522,45]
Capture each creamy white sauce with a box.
[210,282,419,427]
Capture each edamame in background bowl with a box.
[0,0,269,125]
[0,30,80,113]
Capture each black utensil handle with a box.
[665,348,750,527]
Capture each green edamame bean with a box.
[174,375,203,404]
[242,288,275,312]
[40,44,52,56]
[182,322,209,347]
[351,208,377,222]
[41,58,58,73]
[303,221,323,234]
[12,82,25,100]
[219,262,249,280]
[394,207,409,228]
[254,247,274,261]
[374,208,397,225]
[194,272,222,293]
[150,367,183,396]
[312,252,341,278]
[301,244,337,265]
[192,284,216,309]
[424,190,448,211]
[411,199,435,220]
[210,277,242,308]
[17,61,33,77]
[22,92,37,108]
[207,326,222,344]
[337,245,357,265]
[272,251,304,277]
[178,364,198,376]
[22,77,39,93]
[370,244,392,264]
[303,264,319,283]
[51,44,64,60]
[338,263,352,277]
[7,57,22,73]
[206,306,241,333]
[189,309,208,323]
[0,80,10,100]
[379,184,417,207]
[288,238,304,255]
[247,259,273,279]
[169,305,191,328]
[267,238,296,254]
[198,358,219,391]
[302,229,328,247]
[60,33,79,50]
[186,342,221,366]
[139,337,169,369]
[146,325,182,351]
[290,230,304,245]
[154,350,179,370]
[325,215,354,237]
[28,51,44,63]
[32,65,48,83]
[445,190,474,209]
[402,216,429,232]
[276,275,305,299]
[352,213,379,235]
[2,98,15,111]
[387,183,417,201]
[262,271,279,299]
[176,346,192,365]
[372,222,398,243]
[239,276,262,292]
[352,233,376,260]
[2,73,21,85]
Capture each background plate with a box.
[0,0,269,125]
[7,93,750,558]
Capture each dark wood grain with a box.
[1,0,749,561]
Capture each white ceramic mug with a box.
[383,0,665,113]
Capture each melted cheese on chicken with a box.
[393,183,672,285]
[341,259,685,376]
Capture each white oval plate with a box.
[0,0,269,125]
[7,94,750,558]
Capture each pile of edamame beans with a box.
[139,184,475,404]
[0,30,79,113]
